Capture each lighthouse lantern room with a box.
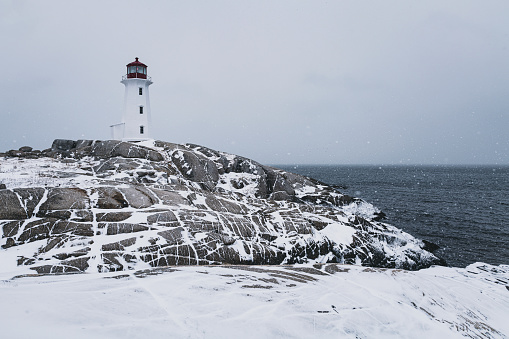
[111,57,153,142]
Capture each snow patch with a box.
[318,223,356,245]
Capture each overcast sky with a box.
[1,1,508,165]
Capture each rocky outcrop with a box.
[0,139,445,274]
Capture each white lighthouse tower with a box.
[111,57,153,141]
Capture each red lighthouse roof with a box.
[126,57,148,79]
[126,57,147,68]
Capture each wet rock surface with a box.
[0,139,445,274]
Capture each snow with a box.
[193,232,208,242]
[341,200,380,219]
[0,157,100,189]
[0,263,507,338]
[216,172,260,197]
[318,223,356,245]
[136,139,157,150]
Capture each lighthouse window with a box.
[139,87,143,95]
[140,126,144,134]
[139,106,144,114]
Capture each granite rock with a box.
[0,139,446,274]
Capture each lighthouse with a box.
[111,57,153,141]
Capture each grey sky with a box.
[1,0,508,165]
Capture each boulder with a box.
[41,209,93,222]
[52,139,77,151]
[38,188,89,213]
[0,189,42,220]
[31,256,90,274]
[0,190,27,219]
[102,237,137,251]
[7,150,24,157]
[104,223,150,235]
[170,149,219,190]
[204,194,248,214]
[118,186,156,208]
[157,227,184,244]
[75,139,94,149]
[151,188,189,206]
[91,140,163,161]
[265,168,296,197]
[96,212,132,222]
[93,187,129,209]
[147,211,177,224]
[2,237,16,248]
[2,221,22,238]
[19,146,33,152]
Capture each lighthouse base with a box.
[110,123,152,143]
[122,137,153,143]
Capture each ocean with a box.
[277,165,509,268]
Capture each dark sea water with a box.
[277,165,509,268]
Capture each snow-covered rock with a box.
[0,139,445,276]
[0,263,507,338]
